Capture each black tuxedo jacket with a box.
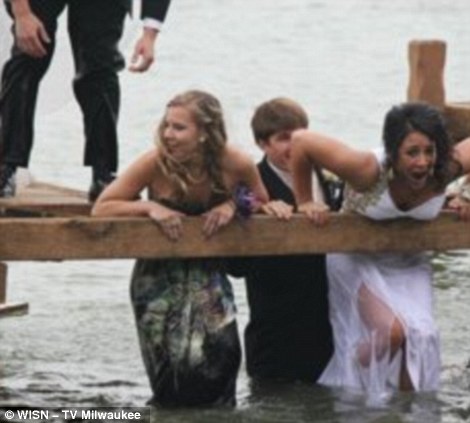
[120,0,171,21]
[226,156,334,382]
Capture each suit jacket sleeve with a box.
[141,0,171,22]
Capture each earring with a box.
[199,136,206,144]
[387,167,394,181]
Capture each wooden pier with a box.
[1,40,470,319]
[0,178,90,318]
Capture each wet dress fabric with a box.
[130,199,241,407]
[319,149,443,395]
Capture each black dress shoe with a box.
[88,172,115,202]
[0,165,17,198]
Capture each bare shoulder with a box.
[136,148,160,166]
[341,152,380,192]
[110,149,161,191]
[222,146,256,174]
[125,149,160,174]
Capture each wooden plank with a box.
[0,179,91,217]
[0,262,6,303]
[407,39,446,107]
[0,303,29,318]
[0,262,28,318]
[0,202,91,217]
[405,40,470,142]
[444,102,470,142]
[0,212,468,261]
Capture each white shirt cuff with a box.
[143,18,163,32]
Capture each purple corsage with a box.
[233,184,258,219]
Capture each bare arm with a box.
[230,148,269,206]
[453,137,470,176]
[91,149,185,241]
[228,148,294,220]
[201,148,269,238]
[91,150,173,218]
[447,137,470,221]
[291,129,380,205]
[10,0,50,57]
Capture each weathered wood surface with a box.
[0,262,28,318]
[407,40,470,141]
[0,262,7,303]
[408,39,446,107]
[0,212,468,261]
[0,178,90,217]
[0,303,29,318]
[444,102,470,144]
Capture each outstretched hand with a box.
[298,201,330,225]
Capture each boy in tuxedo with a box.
[229,98,336,383]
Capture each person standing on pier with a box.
[0,0,171,200]
[291,102,470,397]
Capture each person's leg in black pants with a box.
[67,0,126,200]
[0,0,66,196]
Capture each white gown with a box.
[319,149,443,396]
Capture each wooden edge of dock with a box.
[0,177,91,217]
[0,303,29,319]
[0,211,469,261]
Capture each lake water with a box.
[1,0,470,422]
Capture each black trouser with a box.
[0,0,126,172]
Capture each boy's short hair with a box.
[251,97,309,144]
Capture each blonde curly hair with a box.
[156,90,229,200]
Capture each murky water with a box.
[1,0,470,421]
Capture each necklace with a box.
[185,167,208,185]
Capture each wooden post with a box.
[407,39,470,142]
[0,262,6,304]
[407,40,446,107]
[0,262,28,318]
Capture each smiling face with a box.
[161,105,203,164]
[260,130,293,172]
[393,131,436,191]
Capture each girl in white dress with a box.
[290,103,470,397]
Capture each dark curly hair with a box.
[382,102,457,189]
